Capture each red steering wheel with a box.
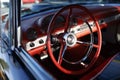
[47,5,102,75]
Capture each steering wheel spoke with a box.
[65,8,72,33]
[77,40,92,45]
[77,40,99,49]
[58,44,67,65]
[93,44,99,48]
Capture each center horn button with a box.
[64,33,77,47]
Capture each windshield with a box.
[21,0,120,17]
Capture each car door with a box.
[1,0,54,80]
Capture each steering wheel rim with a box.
[47,5,102,75]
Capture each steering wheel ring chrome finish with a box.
[64,33,77,47]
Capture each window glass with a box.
[1,0,10,50]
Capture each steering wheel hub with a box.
[64,33,77,47]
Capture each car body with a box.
[0,0,120,80]
[22,0,35,3]
[22,0,42,4]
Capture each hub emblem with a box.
[64,33,77,47]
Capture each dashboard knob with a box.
[39,39,44,44]
[30,42,35,47]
